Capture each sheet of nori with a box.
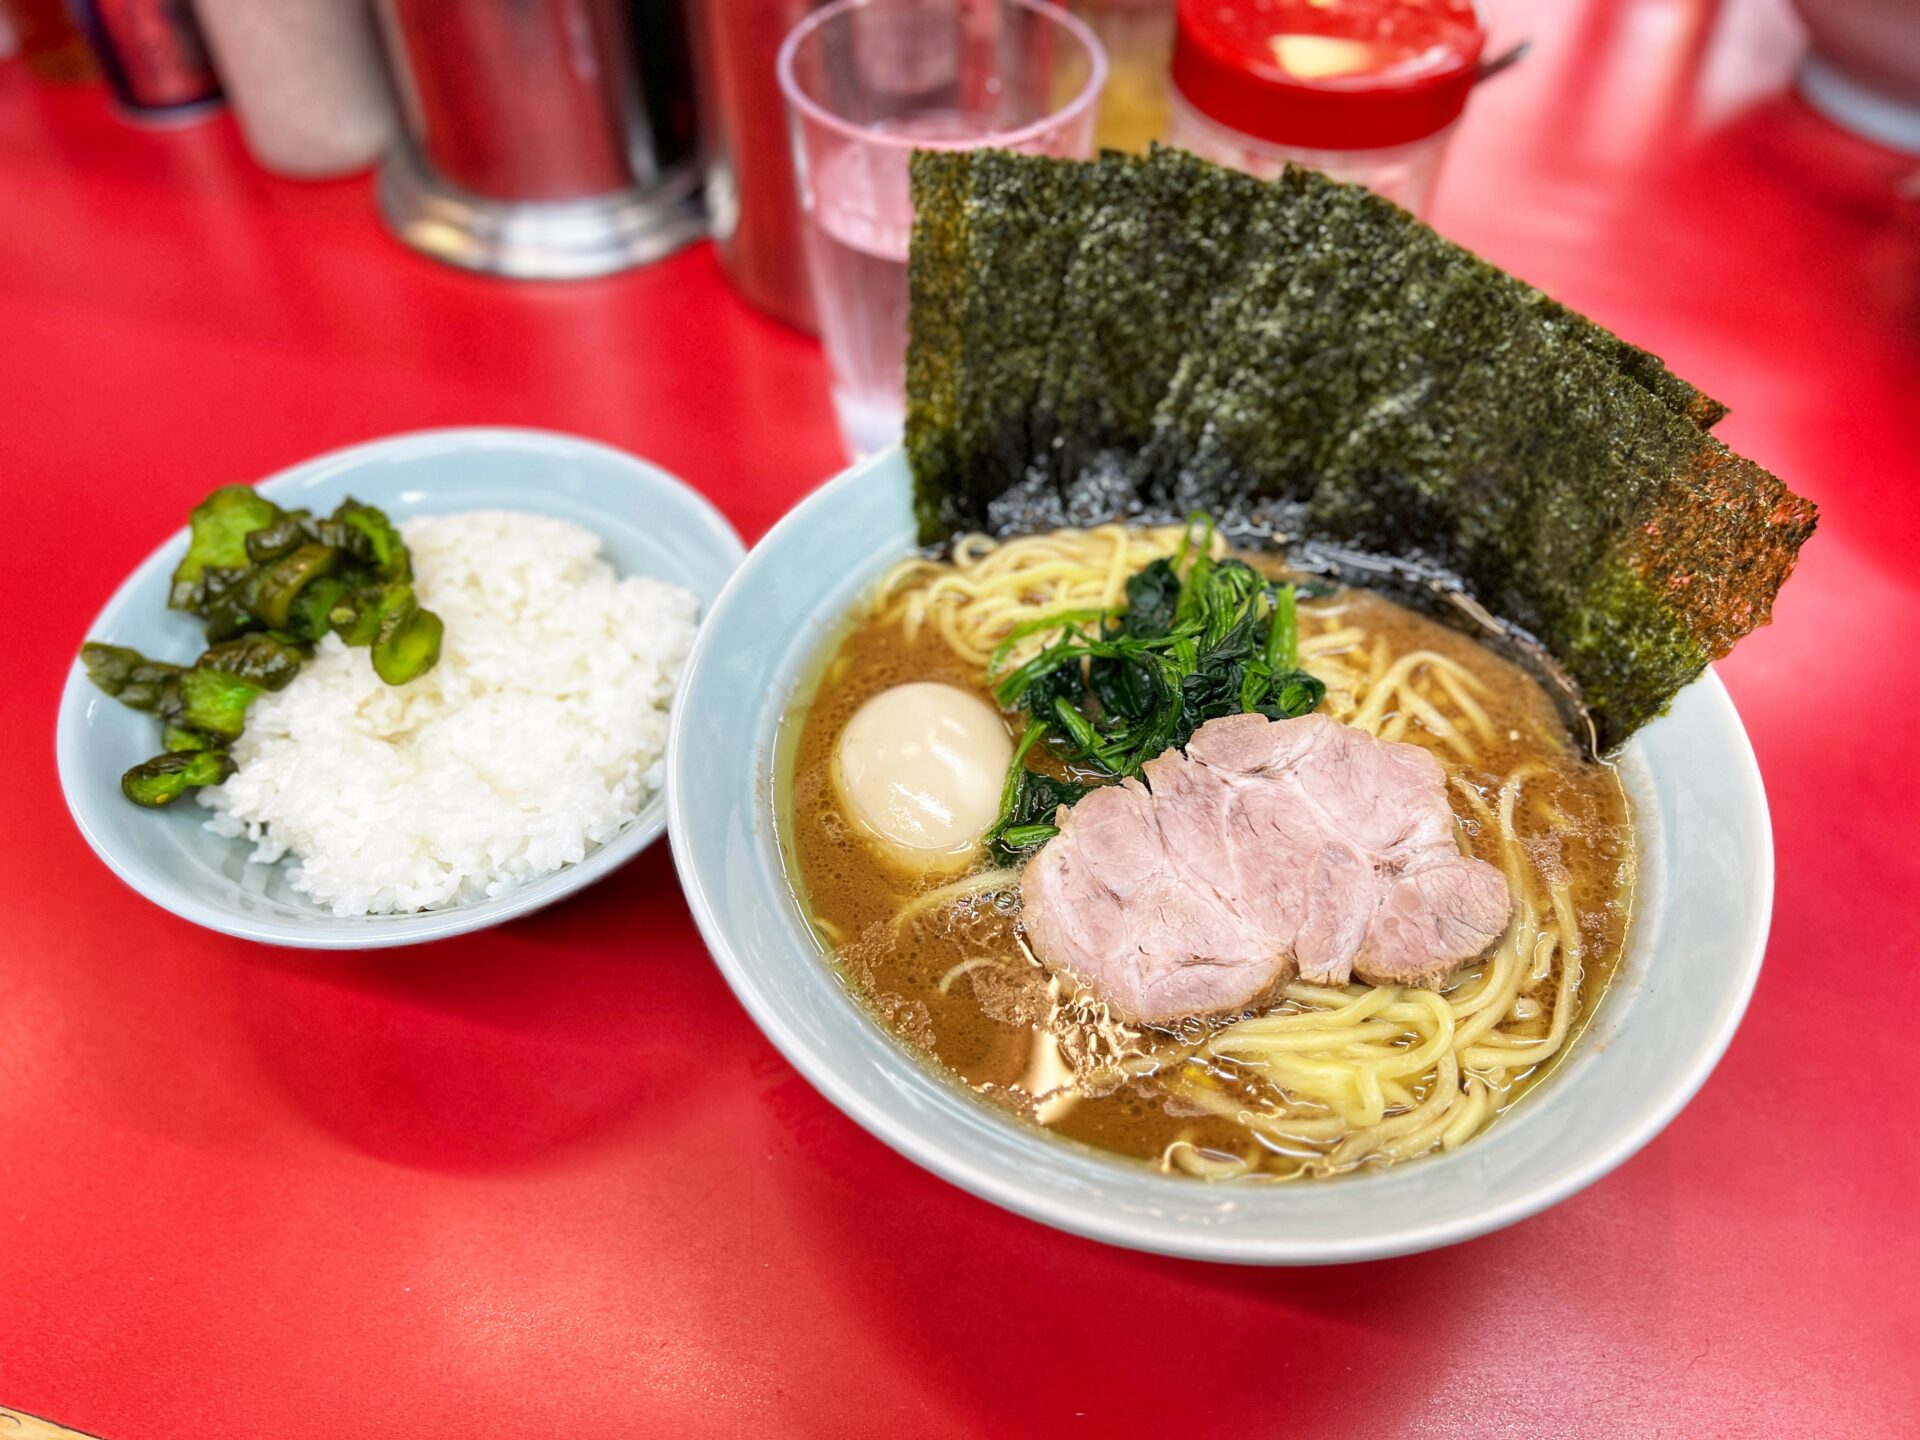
[1148,178,1456,517]
[1145,170,1725,506]
[1525,290,1729,429]
[903,151,972,541]
[1026,149,1275,495]
[905,150,1094,540]
[902,152,1812,750]
[1147,176,1811,747]
[1335,177,1729,430]
[908,153,1722,535]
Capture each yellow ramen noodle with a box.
[785,526,1634,1181]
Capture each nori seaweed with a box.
[905,148,1724,536]
[905,150,1095,539]
[1029,149,1276,491]
[902,150,970,541]
[903,150,1814,751]
[1362,180,1729,429]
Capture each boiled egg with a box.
[834,682,1012,862]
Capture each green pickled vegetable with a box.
[372,598,443,685]
[329,581,407,646]
[243,505,400,572]
[334,498,410,581]
[197,565,262,641]
[81,643,182,712]
[161,723,217,753]
[121,749,235,807]
[176,666,262,740]
[90,487,444,811]
[250,542,342,631]
[285,574,348,644]
[242,510,316,566]
[327,593,376,646]
[169,486,285,611]
[197,632,306,691]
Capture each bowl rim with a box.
[667,448,1775,1264]
[56,426,746,950]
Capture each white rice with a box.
[200,510,700,916]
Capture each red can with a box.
[68,0,223,120]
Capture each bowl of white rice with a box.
[57,428,744,948]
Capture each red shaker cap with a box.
[1172,0,1486,151]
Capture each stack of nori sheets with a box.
[904,147,1816,752]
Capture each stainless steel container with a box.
[376,0,706,279]
[698,0,826,332]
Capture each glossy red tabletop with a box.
[3,2,1917,1434]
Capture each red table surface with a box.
[3,1,1918,1435]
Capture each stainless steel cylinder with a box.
[698,0,826,332]
[375,0,707,279]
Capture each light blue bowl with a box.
[668,447,1774,1263]
[58,428,745,949]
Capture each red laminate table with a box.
[3,2,1917,1435]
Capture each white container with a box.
[193,0,396,178]
[1166,85,1454,214]
[1165,0,1485,217]
[1790,0,1920,153]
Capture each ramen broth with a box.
[782,560,1634,1179]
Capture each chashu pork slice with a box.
[1020,713,1512,1024]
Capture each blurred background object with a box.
[374,0,706,279]
[1164,0,1486,215]
[1,0,96,80]
[1072,0,1174,152]
[700,0,829,333]
[1790,0,1920,152]
[192,0,396,179]
[1,0,97,80]
[779,0,1106,459]
[68,0,222,121]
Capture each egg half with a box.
[834,682,1013,863]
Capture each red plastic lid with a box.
[1172,0,1486,151]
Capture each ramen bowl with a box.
[666,447,1772,1264]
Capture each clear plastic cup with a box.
[779,0,1106,460]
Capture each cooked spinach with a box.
[984,723,1092,865]
[981,517,1325,859]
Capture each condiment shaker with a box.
[1164,0,1485,216]
[192,0,397,179]
[1072,0,1175,154]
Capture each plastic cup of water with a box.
[778,0,1106,461]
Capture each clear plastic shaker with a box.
[1164,0,1485,216]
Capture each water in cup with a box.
[780,0,1104,459]
[802,120,934,459]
